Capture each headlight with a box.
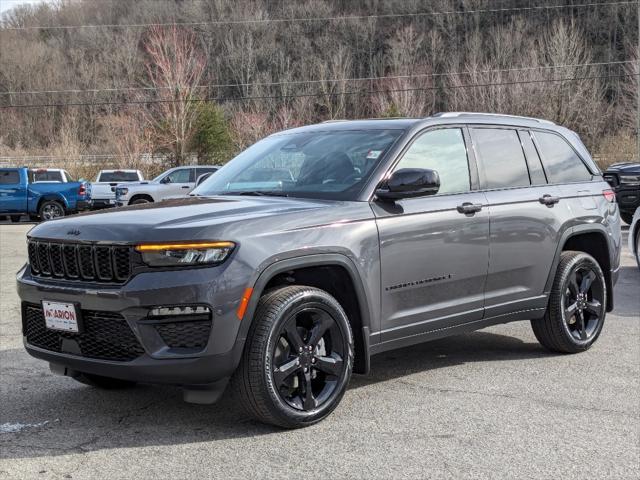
[619,175,640,186]
[135,241,235,267]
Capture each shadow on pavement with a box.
[0,330,552,459]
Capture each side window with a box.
[394,128,471,195]
[471,128,530,189]
[165,168,192,183]
[533,131,592,183]
[519,131,547,185]
[0,170,20,184]
[196,167,218,177]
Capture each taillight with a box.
[602,189,615,203]
[78,184,86,196]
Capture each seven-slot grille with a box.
[28,240,132,283]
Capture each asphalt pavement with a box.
[1,223,638,479]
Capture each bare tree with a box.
[141,25,206,166]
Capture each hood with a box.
[605,162,640,174]
[28,196,362,243]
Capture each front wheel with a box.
[531,251,606,353]
[39,200,65,221]
[233,286,354,428]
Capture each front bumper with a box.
[17,262,250,386]
[614,186,640,213]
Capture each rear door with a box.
[373,127,490,343]
[0,169,27,214]
[470,126,562,318]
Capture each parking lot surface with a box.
[1,223,638,479]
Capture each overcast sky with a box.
[0,0,52,14]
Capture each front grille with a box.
[603,174,618,187]
[28,240,132,284]
[155,320,212,350]
[22,303,144,362]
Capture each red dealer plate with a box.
[42,300,79,333]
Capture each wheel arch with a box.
[36,195,68,214]
[545,225,615,312]
[128,193,154,204]
[239,254,372,374]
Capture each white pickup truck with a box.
[115,165,219,206]
[91,169,144,209]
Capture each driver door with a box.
[162,168,195,198]
[371,127,490,343]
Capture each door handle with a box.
[456,202,483,214]
[539,194,560,206]
[181,186,190,189]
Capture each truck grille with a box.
[22,303,144,362]
[28,240,132,283]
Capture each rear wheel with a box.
[10,215,21,223]
[73,372,137,389]
[531,251,606,353]
[233,285,354,428]
[130,197,151,205]
[39,200,65,221]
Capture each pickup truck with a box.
[0,167,91,221]
[91,169,144,209]
[115,165,219,206]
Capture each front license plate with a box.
[42,301,79,333]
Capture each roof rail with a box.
[431,112,555,125]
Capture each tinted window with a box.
[98,171,140,182]
[0,170,20,184]
[394,128,470,194]
[196,167,218,177]
[165,168,193,183]
[31,170,63,182]
[533,131,592,183]
[471,128,530,189]
[519,131,547,185]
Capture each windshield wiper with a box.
[221,191,289,197]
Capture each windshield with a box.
[98,171,140,182]
[192,129,403,200]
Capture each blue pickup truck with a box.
[0,167,91,222]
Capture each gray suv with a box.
[17,113,622,428]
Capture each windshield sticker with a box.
[366,150,383,159]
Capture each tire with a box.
[73,372,137,389]
[130,198,151,205]
[233,285,354,428]
[10,215,21,223]
[531,251,606,354]
[621,211,634,225]
[38,200,65,221]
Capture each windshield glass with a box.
[192,129,403,200]
[98,171,140,182]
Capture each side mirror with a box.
[375,168,440,201]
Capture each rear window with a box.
[533,131,592,183]
[471,128,530,189]
[31,170,63,182]
[98,171,141,182]
[0,170,20,184]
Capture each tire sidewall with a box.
[555,254,607,349]
[261,290,354,426]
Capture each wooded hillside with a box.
[0,0,637,173]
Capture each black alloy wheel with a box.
[532,251,607,353]
[234,285,353,428]
[561,264,605,342]
[272,306,346,411]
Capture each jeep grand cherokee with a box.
[17,113,621,428]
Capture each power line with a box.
[1,1,635,31]
[1,72,636,109]
[0,60,634,97]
